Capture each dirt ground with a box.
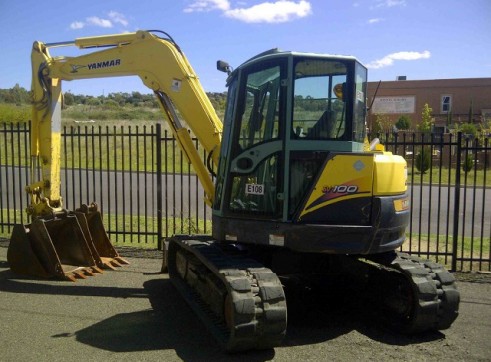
[0,241,490,361]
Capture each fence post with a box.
[451,132,462,272]
[156,123,163,250]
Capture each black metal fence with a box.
[1,122,489,271]
[0,122,212,250]
[378,131,490,272]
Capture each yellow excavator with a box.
[8,30,459,351]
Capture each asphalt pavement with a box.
[0,240,490,361]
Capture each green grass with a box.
[402,233,490,271]
[0,120,205,174]
[107,213,212,247]
[408,167,491,187]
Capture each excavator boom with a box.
[30,30,221,211]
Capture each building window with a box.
[441,95,452,113]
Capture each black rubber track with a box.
[393,252,460,332]
[167,236,287,352]
[375,252,460,333]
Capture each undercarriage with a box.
[164,236,459,352]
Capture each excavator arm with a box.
[29,30,222,216]
[9,30,222,281]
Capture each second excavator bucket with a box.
[74,203,129,270]
[7,214,103,281]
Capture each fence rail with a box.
[1,122,489,271]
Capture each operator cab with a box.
[214,50,368,219]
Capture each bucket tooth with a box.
[100,257,117,270]
[72,270,87,279]
[83,268,94,276]
[115,256,130,265]
[109,259,123,268]
[91,266,104,274]
[65,274,78,282]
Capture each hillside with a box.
[0,85,227,123]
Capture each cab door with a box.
[224,60,286,219]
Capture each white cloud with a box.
[184,0,312,23]
[108,11,129,27]
[86,16,113,28]
[227,1,311,23]
[367,18,382,24]
[70,21,85,30]
[374,0,406,8]
[70,12,129,30]
[366,51,431,69]
[184,0,231,12]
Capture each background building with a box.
[367,77,491,133]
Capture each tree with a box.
[395,115,411,130]
[462,153,474,174]
[0,84,30,105]
[372,114,392,134]
[64,92,75,106]
[450,122,478,138]
[415,146,431,174]
[418,103,433,133]
[460,123,477,138]
[86,97,101,106]
[102,99,119,109]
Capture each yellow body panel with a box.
[299,154,374,220]
[373,152,407,195]
[299,151,407,220]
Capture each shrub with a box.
[462,153,474,173]
[415,147,431,174]
[460,123,477,138]
[0,104,30,123]
[395,115,411,130]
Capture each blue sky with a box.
[1,0,490,96]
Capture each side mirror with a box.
[217,60,232,75]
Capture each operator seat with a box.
[307,110,337,139]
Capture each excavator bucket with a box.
[74,203,129,270]
[7,214,102,281]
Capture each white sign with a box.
[269,234,284,246]
[245,184,264,195]
[372,96,415,114]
